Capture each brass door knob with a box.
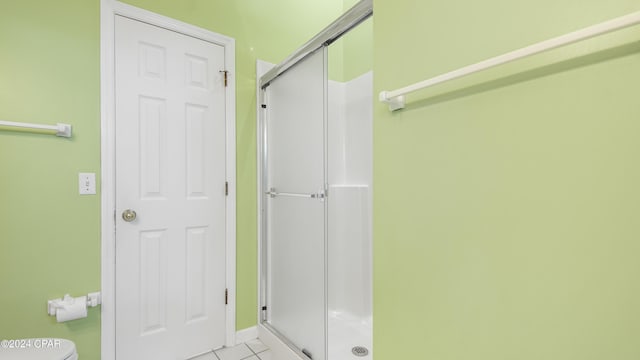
[122,209,137,222]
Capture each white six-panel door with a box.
[114,15,227,359]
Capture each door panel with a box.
[268,196,326,360]
[115,15,226,359]
[265,48,327,360]
[267,50,326,195]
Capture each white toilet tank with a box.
[0,339,77,360]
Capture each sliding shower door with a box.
[262,48,327,360]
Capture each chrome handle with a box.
[266,188,326,200]
[122,209,137,222]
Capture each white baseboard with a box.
[236,326,258,344]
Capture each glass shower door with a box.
[263,48,327,360]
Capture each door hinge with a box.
[261,104,267,109]
[225,181,229,196]
[225,288,228,305]
[219,70,228,87]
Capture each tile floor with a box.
[192,338,271,360]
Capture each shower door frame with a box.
[258,48,329,359]
[257,1,372,359]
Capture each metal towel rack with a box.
[0,120,72,138]
[379,10,640,111]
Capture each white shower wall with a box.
[328,71,373,186]
[328,71,373,347]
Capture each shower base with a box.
[257,311,372,360]
[328,310,373,360]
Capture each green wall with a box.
[4,0,640,359]
[329,0,373,82]
[0,1,343,359]
[329,16,373,82]
[373,0,640,359]
[0,0,102,357]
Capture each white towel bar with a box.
[379,10,640,111]
[0,120,72,138]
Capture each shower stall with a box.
[256,2,372,360]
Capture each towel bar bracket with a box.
[55,123,72,138]
[379,92,406,111]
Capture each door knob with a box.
[122,209,137,222]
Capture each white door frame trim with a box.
[100,1,237,359]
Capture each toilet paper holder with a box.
[47,292,101,317]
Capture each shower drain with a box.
[351,346,369,357]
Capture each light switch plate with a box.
[79,173,96,195]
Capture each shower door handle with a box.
[266,188,326,200]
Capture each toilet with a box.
[0,339,77,360]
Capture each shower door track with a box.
[261,322,314,360]
[258,0,373,89]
